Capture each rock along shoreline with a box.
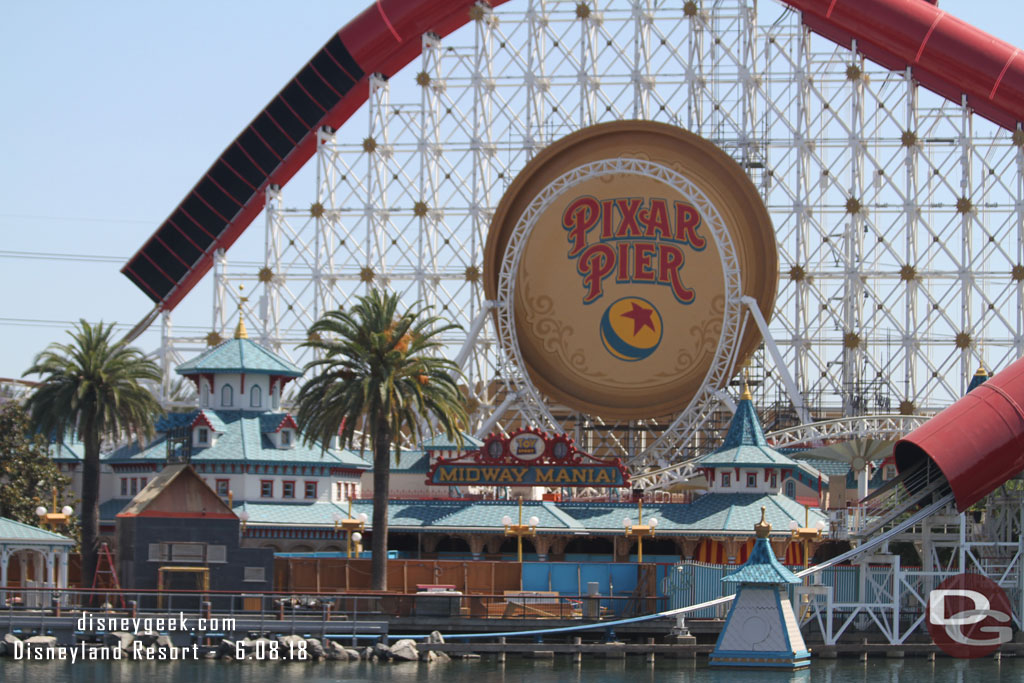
[0,629,451,664]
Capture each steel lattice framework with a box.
[159,0,1024,488]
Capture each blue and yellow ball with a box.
[599,297,663,362]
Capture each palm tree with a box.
[23,320,160,587]
[296,290,468,590]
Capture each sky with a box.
[0,0,1020,384]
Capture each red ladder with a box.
[90,542,125,608]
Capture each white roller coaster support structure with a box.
[165,0,1024,473]
[741,294,811,425]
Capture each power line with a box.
[0,212,154,225]
[0,249,264,268]
[0,250,123,264]
[0,317,208,332]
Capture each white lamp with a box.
[35,506,47,518]
[528,515,540,527]
[623,517,633,528]
[61,506,74,516]
[351,531,363,543]
[502,515,513,526]
[648,517,659,528]
[788,520,800,531]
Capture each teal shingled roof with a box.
[0,517,74,544]
[696,397,798,468]
[388,450,429,473]
[176,338,302,377]
[237,499,575,530]
[49,437,83,462]
[967,365,989,394]
[421,432,484,451]
[722,537,801,585]
[234,493,825,535]
[554,494,825,533]
[100,499,132,522]
[105,410,369,470]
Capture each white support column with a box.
[842,41,865,417]
[792,24,812,406]
[959,94,974,394]
[58,551,68,591]
[0,548,8,601]
[741,296,810,425]
[418,31,444,311]
[33,551,43,591]
[1017,125,1024,358]
[45,551,55,590]
[262,184,284,349]
[631,0,652,120]
[212,248,229,335]
[958,512,967,573]
[576,0,597,127]
[903,67,919,410]
[159,311,174,406]
[366,73,391,293]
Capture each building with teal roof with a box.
[226,386,826,564]
[92,329,825,567]
[97,323,368,540]
[0,516,76,595]
[696,385,823,504]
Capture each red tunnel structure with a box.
[123,0,1024,315]
[895,356,1024,512]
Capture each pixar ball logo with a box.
[599,297,663,362]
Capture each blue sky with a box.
[0,0,1019,382]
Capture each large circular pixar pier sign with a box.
[485,121,778,421]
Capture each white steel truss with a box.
[798,486,1024,645]
[162,0,1024,485]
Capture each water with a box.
[0,657,1020,683]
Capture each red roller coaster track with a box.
[122,0,1024,317]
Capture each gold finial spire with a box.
[234,284,249,340]
[740,370,753,401]
[739,362,753,401]
[754,505,771,538]
[974,363,988,377]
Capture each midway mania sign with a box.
[426,429,629,488]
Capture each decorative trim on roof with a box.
[176,338,302,377]
[261,413,298,434]
[722,537,801,585]
[0,517,75,545]
[697,397,798,468]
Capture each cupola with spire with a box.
[177,286,301,412]
[695,381,806,494]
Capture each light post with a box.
[333,500,368,559]
[788,507,827,568]
[35,487,74,529]
[35,488,74,599]
[623,499,658,563]
[502,496,539,563]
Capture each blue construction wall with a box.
[663,562,863,618]
[520,562,673,616]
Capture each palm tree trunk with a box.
[370,423,392,591]
[80,422,100,591]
